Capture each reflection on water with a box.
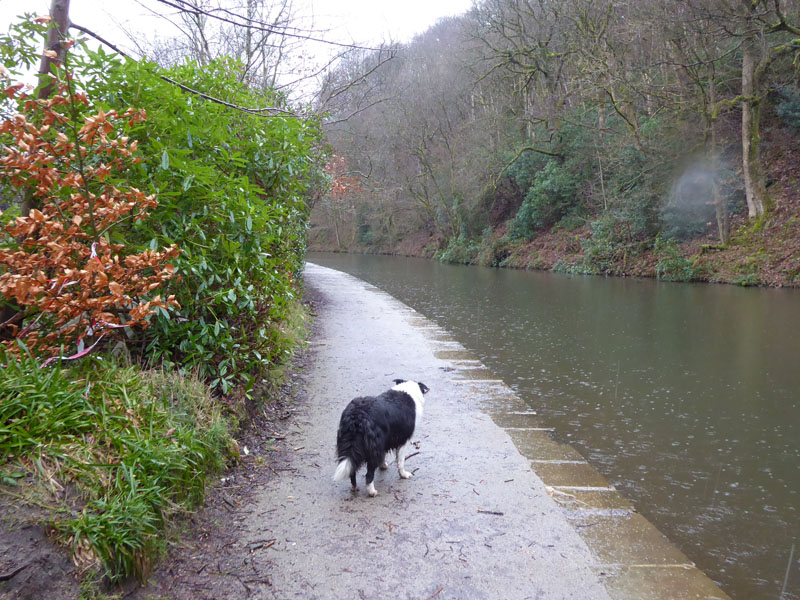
[307,252,799,600]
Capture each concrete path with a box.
[241,263,613,599]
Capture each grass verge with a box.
[0,350,234,583]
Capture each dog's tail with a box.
[333,457,354,482]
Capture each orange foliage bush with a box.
[0,72,180,360]
[324,155,362,202]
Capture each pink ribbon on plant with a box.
[41,334,106,368]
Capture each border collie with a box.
[334,379,429,497]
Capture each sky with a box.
[0,0,473,98]
[0,0,474,49]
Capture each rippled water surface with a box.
[308,252,799,600]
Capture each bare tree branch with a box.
[154,0,385,51]
[70,23,302,117]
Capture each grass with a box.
[0,293,312,590]
[0,350,233,583]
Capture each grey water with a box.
[307,252,799,600]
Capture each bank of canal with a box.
[308,252,799,600]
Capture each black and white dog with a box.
[334,379,429,497]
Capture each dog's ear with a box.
[418,382,429,394]
[393,378,406,385]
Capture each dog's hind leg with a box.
[395,447,412,479]
[379,452,389,470]
[365,463,379,497]
[349,471,357,490]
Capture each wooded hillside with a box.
[311,0,800,287]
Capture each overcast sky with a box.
[1,0,473,98]
[0,0,474,49]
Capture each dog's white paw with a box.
[399,469,412,479]
[379,461,389,470]
[367,482,378,497]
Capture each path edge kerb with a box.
[307,262,732,600]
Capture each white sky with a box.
[0,0,473,98]
[0,0,474,49]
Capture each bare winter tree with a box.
[124,0,304,92]
[682,0,800,219]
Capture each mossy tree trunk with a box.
[740,36,770,219]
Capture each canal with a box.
[307,252,798,600]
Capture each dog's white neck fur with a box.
[392,380,425,419]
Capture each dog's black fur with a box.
[334,379,429,496]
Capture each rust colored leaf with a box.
[108,281,123,297]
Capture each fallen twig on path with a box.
[477,509,504,516]
[0,562,30,582]
[250,539,276,551]
[424,587,444,599]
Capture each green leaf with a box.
[160,150,170,171]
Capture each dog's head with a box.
[393,379,429,395]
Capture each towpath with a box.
[235,263,612,599]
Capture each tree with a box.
[736,0,800,218]
[139,0,300,92]
[19,0,71,218]
[685,0,800,219]
[319,155,362,248]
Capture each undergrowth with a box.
[0,350,233,583]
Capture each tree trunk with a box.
[22,0,71,218]
[740,37,769,219]
[332,208,342,249]
[36,0,70,98]
[710,78,729,244]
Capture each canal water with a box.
[307,252,798,600]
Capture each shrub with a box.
[0,66,179,360]
[505,146,549,195]
[75,51,321,392]
[582,206,652,273]
[509,160,582,240]
[654,235,699,282]
[436,233,481,264]
[474,227,509,267]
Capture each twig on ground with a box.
[0,562,30,582]
[477,509,504,516]
[250,540,276,551]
